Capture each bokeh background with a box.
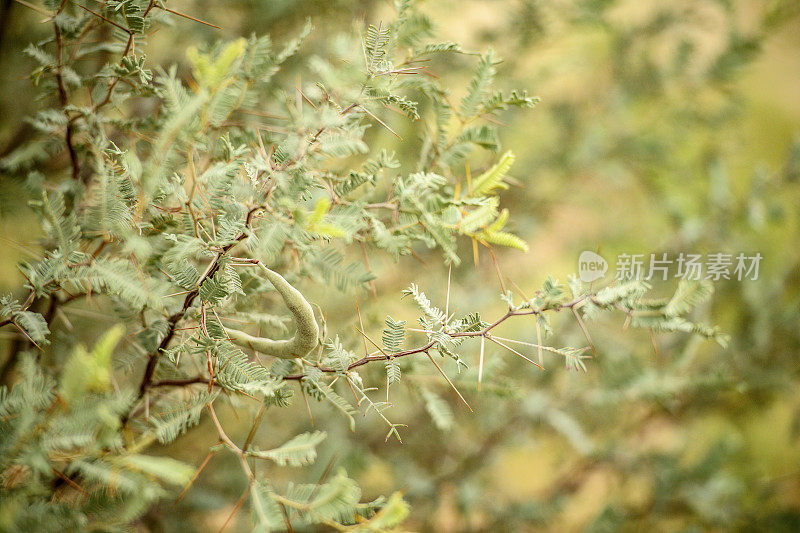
[2,0,800,531]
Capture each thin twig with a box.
[218,484,250,533]
[477,335,485,391]
[486,335,544,370]
[160,5,221,29]
[175,447,217,503]
[425,351,472,412]
[74,3,131,33]
[572,307,597,358]
[357,104,402,139]
[12,0,48,15]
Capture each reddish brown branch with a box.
[151,376,213,388]
[129,206,263,420]
[152,297,591,387]
[53,24,80,181]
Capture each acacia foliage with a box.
[0,0,727,530]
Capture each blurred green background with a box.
[2,0,799,531]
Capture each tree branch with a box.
[130,206,263,414]
[149,295,593,388]
[53,23,80,181]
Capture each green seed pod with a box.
[225,264,319,359]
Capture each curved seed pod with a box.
[225,264,319,359]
